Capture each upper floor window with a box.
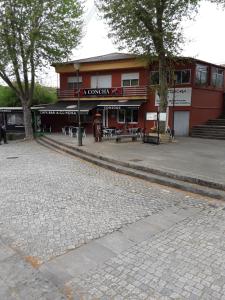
[175,70,191,84]
[67,76,82,89]
[211,67,224,88]
[196,64,208,85]
[150,71,160,85]
[122,73,139,87]
[91,75,112,88]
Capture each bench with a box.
[143,135,159,144]
[115,134,138,142]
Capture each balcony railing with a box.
[57,86,148,99]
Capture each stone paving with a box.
[1,140,225,299]
[70,206,225,299]
[0,141,207,263]
[0,238,65,300]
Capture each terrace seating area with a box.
[62,126,86,138]
[103,127,143,142]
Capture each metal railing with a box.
[57,86,148,99]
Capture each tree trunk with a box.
[23,103,33,139]
[158,54,168,112]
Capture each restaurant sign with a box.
[155,87,192,106]
[80,88,123,97]
[40,111,77,115]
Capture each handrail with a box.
[57,86,148,98]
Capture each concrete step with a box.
[192,129,225,136]
[193,125,225,129]
[36,136,225,200]
[191,134,225,140]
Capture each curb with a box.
[41,135,225,192]
[36,136,225,201]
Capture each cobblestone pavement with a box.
[0,141,207,263]
[70,206,225,300]
[1,141,225,299]
[0,238,65,300]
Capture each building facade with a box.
[39,53,225,136]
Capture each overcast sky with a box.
[42,0,225,86]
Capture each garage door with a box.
[174,111,190,136]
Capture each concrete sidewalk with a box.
[46,134,225,188]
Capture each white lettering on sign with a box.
[40,111,77,115]
[155,87,192,107]
[84,89,110,96]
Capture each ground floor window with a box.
[7,113,24,125]
[117,108,138,124]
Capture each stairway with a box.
[191,118,225,140]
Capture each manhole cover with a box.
[6,157,19,159]
[129,159,142,162]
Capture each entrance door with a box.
[102,109,108,128]
[174,111,190,136]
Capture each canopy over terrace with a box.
[38,99,146,133]
[39,101,101,115]
[39,101,101,133]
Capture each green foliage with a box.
[0,84,57,107]
[0,85,19,106]
[96,0,200,111]
[96,0,199,56]
[0,0,83,138]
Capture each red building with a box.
[40,53,225,136]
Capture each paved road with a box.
[0,141,225,299]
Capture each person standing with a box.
[0,124,7,145]
[93,113,103,142]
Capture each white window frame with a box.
[130,108,139,124]
[91,75,112,88]
[117,109,126,123]
[175,69,191,84]
[196,64,208,85]
[211,67,224,88]
[121,73,139,87]
[117,108,139,124]
[67,76,82,89]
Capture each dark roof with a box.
[54,53,138,65]
[39,101,101,114]
[53,52,225,69]
[98,100,145,107]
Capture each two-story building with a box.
[39,53,225,136]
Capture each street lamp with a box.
[74,63,82,146]
[171,71,176,139]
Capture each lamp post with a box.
[171,72,176,139]
[74,63,82,146]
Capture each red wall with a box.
[59,68,149,90]
[54,61,225,135]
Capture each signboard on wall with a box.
[146,112,157,121]
[146,112,167,121]
[155,87,192,107]
[80,88,123,97]
[40,111,77,115]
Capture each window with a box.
[211,67,224,88]
[117,108,138,123]
[122,73,139,87]
[7,113,24,125]
[67,76,82,89]
[196,64,208,85]
[175,70,191,84]
[118,109,126,123]
[150,71,170,85]
[91,75,112,88]
[150,71,159,85]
